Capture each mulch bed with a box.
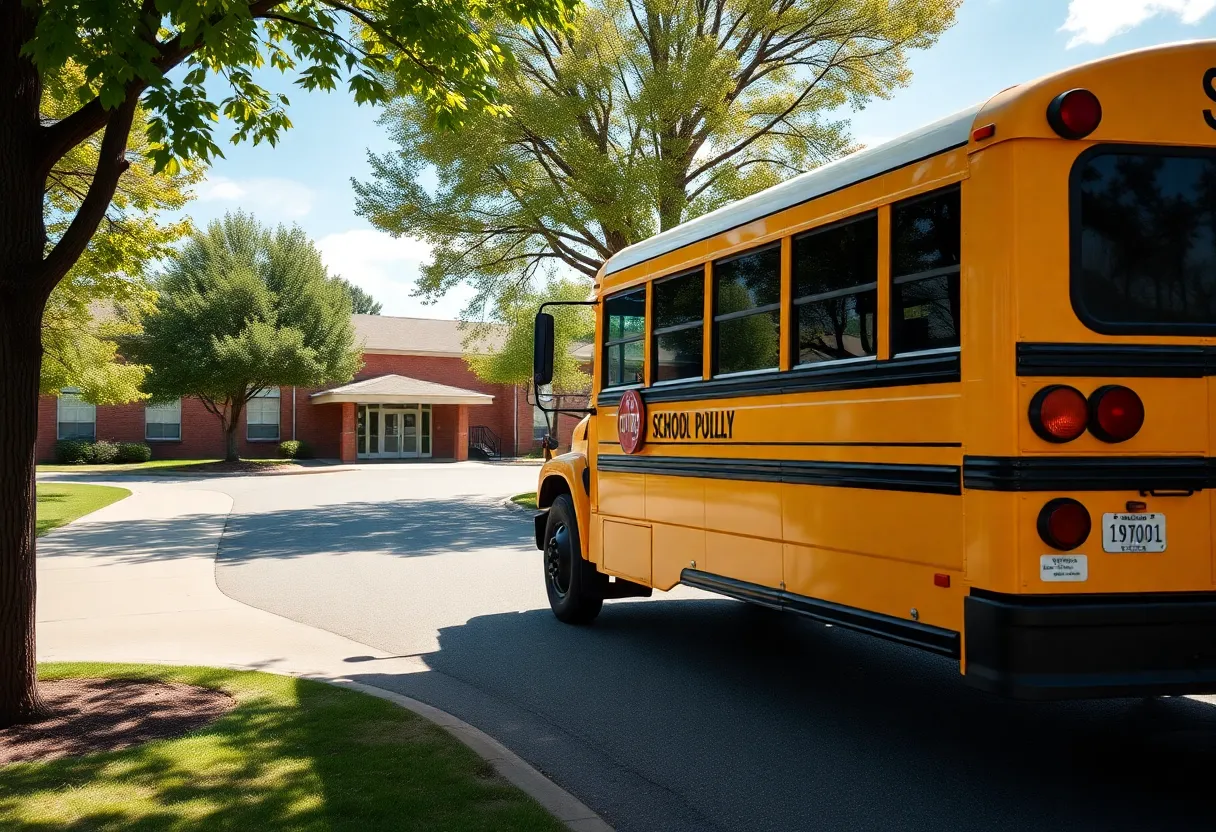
[166,461,297,475]
[0,678,236,766]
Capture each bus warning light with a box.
[1030,385,1089,443]
[971,123,996,142]
[1038,498,1092,551]
[1088,385,1144,443]
[934,573,950,588]
[1047,89,1102,139]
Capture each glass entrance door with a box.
[383,412,401,455]
[356,404,433,459]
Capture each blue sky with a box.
[180,0,1216,319]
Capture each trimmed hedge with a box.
[52,439,153,465]
[91,439,120,464]
[53,439,95,465]
[278,439,312,460]
[117,442,153,463]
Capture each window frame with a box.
[651,267,706,385]
[790,211,880,369]
[246,386,281,442]
[56,388,97,441]
[889,184,962,357]
[144,398,182,441]
[711,242,782,377]
[601,286,647,390]
[1069,142,1216,336]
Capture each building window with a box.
[246,387,281,440]
[792,214,878,365]
[57,389,96,440]
[145,398,182,440]
[714,244,780,375]
[652,269,704,383]
[602,288,645,387]
[891,187,961,354]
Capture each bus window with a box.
[1073,147,1216,334]
[652,269,705,383]
[891,187,961,354]
[713,244,781,375]
[792,215,878,365]
[603,288,646,387]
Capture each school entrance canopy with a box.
[311,374,495,461]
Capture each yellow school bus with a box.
[530,41,1216,699]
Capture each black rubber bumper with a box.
[965,589,1216,699]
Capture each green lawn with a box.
[510,492,538,510]
[36,458,221,474]
[35,484,130,537]
[1,664,566,832]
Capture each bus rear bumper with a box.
[964,590,1216,700]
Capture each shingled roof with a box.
[352,315,507,356]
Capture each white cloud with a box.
[1061,0,1216,47]
[318,228,474,319]
[195,175,316,220]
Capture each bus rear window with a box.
[1072,147,1216,334]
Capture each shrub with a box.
[91,439,120,464]
[278,440,311,459]
[54,439,95,465]
[117,442,153,463]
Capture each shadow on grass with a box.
[352,599,1216,832]
[0,665,563,832]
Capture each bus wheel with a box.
[543,494,603,624]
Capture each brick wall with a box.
[36,352,541,461]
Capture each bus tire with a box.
[543,494,603,624]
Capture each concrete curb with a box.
[500,495,539,514]
[326,678,613,832]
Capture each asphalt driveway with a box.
[195,461,1216,832]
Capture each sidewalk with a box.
[35,481,608,832]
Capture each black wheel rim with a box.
[545,523,572,598]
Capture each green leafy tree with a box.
[128,213,361,463]
[42,63,203,405]
[1,0,574,726]
[466,278,594,393]
[355,0,960,315]
[335,277,384,315]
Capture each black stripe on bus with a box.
[596,454,962,495]
[1016,342,1216,377]
[680,569,961,658]
[963,456,1212,492]
[597,351,959,407]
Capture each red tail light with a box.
[1038,498,1091,551]
[1047,89,1102,139]
[1030,385,1088,443]
[1088,385,1144,443]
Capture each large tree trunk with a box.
[223,398,246,462]
[0,0,51,727]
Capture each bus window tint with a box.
[653,269,705,382]
[603,288,645,387]
[792,215,878,364]
[714,245,781,375]
[891,187,961,354]
[1074,149,1216,332]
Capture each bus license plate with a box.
[1102,513,1166,553]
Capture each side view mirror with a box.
[533,312,555,388]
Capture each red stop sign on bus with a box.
[618,389,645,454]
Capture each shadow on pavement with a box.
[353,598,1216,832]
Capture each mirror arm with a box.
[533,299,599,420]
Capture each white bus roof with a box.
[602,102,984,276]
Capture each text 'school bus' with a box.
[530,41,1216,699]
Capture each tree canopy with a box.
[354,0,961,315]
[127,213,361,461]
[40,64,203,405]
[335,277,384,315]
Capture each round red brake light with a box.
[1038,498,1091,551]
[1047,89,1102,139]
[1029,385,1089,443]
[1088,385,1144,443]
